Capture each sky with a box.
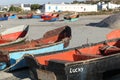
[0,0,85,5]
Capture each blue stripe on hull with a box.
[9,43,64,70]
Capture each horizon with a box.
[0,0,85,5]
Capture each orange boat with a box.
[41,13,59,21]
[25,29,120,80]
[64,13,79,21]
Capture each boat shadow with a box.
[86,22,110,28]
[8,68,31,79]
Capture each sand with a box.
[94,12,120,29]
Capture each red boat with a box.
[0,25,71,51]
[18,13,33,19]
[0,25,29,47]
[41,13,59,21]
[25,29,120,80]
[64,13,79,20]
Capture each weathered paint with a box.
[9,42,64,70]
[25,37,120,80]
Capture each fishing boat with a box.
[0,14,8,21]
[0,17,8,21]
[9,14,17,19]
[41,13,59,22]
[18,13,33,19]
[25,29,120,80]
[0,25,71,71]
[32,15,41,19]
[0,25,29,47]
[64,13,79,22]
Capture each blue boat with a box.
[0,17,8,21]
[32,15,41,19]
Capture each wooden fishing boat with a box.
[9,14,17,19]
[41,13,59,22]
[64,13,79,22]
[0,17,8,21]
[32,15,41,19]
[18,13,33,19]
[0,25,29,47]
[0,25,71,71]
[25,29,120,80]
[0,14,8,21]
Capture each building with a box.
[12,3,31,11]
[86,0,99,1]
[97,2,120,10]
[21,4,31,11]
[42,3,98,13]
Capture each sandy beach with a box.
[0,14,116,80]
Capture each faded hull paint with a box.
[0,35,62,51]
[31,38,120,66]
[25,37,120,80]
[9,42,64,70]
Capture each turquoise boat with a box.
[9,41,66,71]
[9,14,17,19]
[64,13,79,22]
[65,18,79,22]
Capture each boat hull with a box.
[41,17,59,22]
[0,17,8,21]
[26,52,120,80]
[64,18,78,22]
[32,15,41,18]
[9,14,17,19]
[0,25,29,46]
[9,42,64,71]
[24,37,120,80]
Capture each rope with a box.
[105,46,118,51]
